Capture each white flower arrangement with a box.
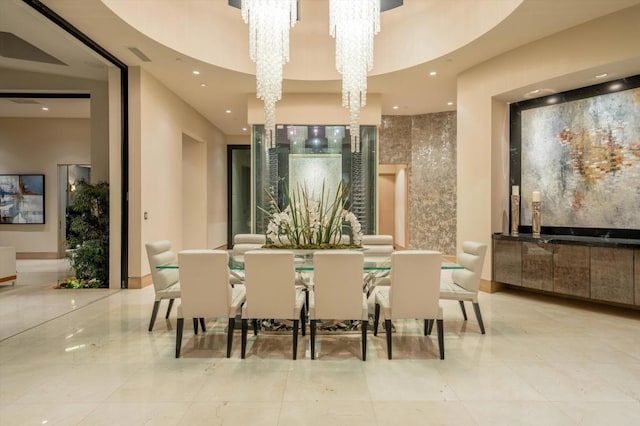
[263,181,362,248]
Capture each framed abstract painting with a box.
[0,174,45,224]
[510,74,640,238]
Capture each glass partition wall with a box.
[253,124,377,240]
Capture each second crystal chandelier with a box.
[330,0,380,152]
[241,0,297,149]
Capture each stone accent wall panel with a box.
[409,112,457,254]
[379,116,411,164]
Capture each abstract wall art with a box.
[511,75,640,238]
[0,174,45,224]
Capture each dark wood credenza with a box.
[492,233,640,308]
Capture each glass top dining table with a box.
[157,251,463,271]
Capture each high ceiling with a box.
[2,0,640,132]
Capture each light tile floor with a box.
[0,261,639,425]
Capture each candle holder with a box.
[532,200,541,238]
[510,194,519,236]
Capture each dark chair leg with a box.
[373,303,380,336]
[199,318,206,332]
[292,320,299,360]
[437,319,445,360]
[165,299,174,319]
[252,319,259,336]
[148,301,160,331]
[310,320,317,360]
[361,320,368,361]
[193,318,199,335]
[459,300,468,320]
[472,302,486,334]
[175,318,184,358]
[300,307,306,337]
[425,319,434,336]
[226,317,235,358]
[385,319,392,360]
[241,319,248,359]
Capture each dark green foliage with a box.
[66,181,109,287]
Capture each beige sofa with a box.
[0,247,17,286]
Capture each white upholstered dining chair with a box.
[310,250,368,360]
[230,234,266,285]
[241,250,306,360]
[373,250,445,360]
[361,234,394,256]
[440,241,488,334]
[175,250,246,358]
[145,240,181,332]
[232,234,266,254]
[361,235,394,293]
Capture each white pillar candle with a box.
[532,191,541,202]
[512,185,519,196]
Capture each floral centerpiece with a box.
[262,181,362,249]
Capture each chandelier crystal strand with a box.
[242,0,297,149]
[329,0,380,152]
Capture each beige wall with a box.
[128,68,226,280]
[226,135,251,145]
[0,118,91,254]
[182,134,207,249]
[248,93,382,126]
[0,68,111,183]
[457,5,640,279]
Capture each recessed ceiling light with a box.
[192,70,200,75]
[595,73,608,79]
[531,89,541,94]
[429,71,437,76]
[242,127,247,131]
[41,107,49,111]
[609,82,623,90]
[200,83,206,87]
[447,102,453,106]
[546,97,558,104]
[225,109,232,114]
[392,105,399,110]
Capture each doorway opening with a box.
[378,164,408,249]
[227,144,251,247]
[57,164,91,258]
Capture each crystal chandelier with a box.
[242,0,297,149]
[329,0,380,152]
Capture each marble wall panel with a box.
[379,113,457,254]
[590,247,634,304]
[379,115,411,164]
[522,242,554,291]
[409,112,457,254]
[553,244,590,298]
[493,240,522,285]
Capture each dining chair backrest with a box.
[389,250,441,319]
[243,250,296,319]
[361,234,394,256]
[451,241,487,293]
[313,250,364,319]
[232,234,266,255]
[178,249,231,318]
[145,240,179,292]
